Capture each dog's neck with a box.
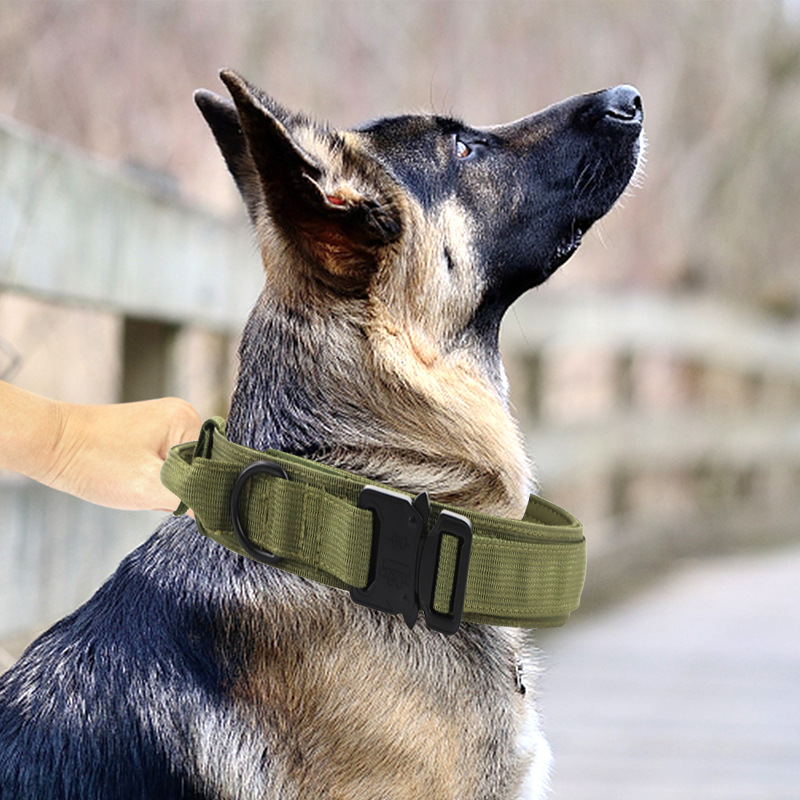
[226,292,532,517]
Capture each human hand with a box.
[43,397,202,511]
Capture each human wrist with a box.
[0,384,67,483]
[27,397,76,488]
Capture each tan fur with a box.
[362,311,530,515]
[231,584,529,800]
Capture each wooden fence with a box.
[0,116,260,639]
[502,291,800,606]
[2,114,799,642]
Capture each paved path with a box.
[536,544,800,800]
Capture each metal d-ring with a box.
[230,460,289,564]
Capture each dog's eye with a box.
[455,138,471,159]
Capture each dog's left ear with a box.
[194,86,266,226]
[196,70,402,289]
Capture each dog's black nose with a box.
[604,85,643,122]
[579,85,643,129]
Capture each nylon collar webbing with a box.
[161,417,586,631]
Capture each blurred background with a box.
[1,1,799,797]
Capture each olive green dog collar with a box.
[161,417,586,634]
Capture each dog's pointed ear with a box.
[194,87,265,224]
[196,70,403,289]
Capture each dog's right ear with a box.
[195,76,314,228]
[196,70,403,291]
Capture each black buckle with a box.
[230,460,288,564]
[349,486,472,635]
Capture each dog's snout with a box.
[604,85,642,121]
[577,84,643,129]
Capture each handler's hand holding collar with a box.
[0,381,201,511]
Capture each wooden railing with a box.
[501,291,800,606]
[2,114,798,637]
[0,117,259,638]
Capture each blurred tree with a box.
[1,0,798,312]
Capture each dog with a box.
[0,70,642,799]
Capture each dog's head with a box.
[196,70,642,353]
[197,71,642,510]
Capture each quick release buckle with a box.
[350,486,473,635]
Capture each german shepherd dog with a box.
[0,71,642,799]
